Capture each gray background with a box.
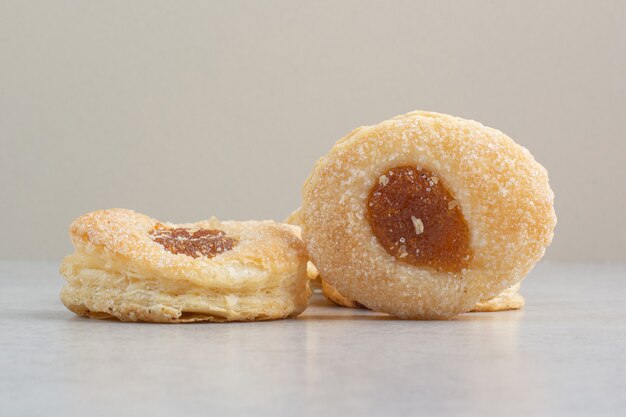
[1,0,624,261]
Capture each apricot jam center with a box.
[150,227,237,258]
[366,166,471,272]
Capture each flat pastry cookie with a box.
[286,218,524,312]
[300,111,556,319]
[60,209,311,322]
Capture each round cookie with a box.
[300,111,556,319]
[60,208,311,322]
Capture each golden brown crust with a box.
[320,278,365,309]
[301,111,556,319]
[283,216,322,289]
[60,209,311,322]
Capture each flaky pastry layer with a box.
[60,209,311,322]
[470,282,525,312]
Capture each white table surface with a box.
[1,261,624,417]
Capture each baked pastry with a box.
[60,209,311,322]
[286,216,524,312]
[471,283,524,312]
[284,211,322,289]
[300,111,556,319]
[320,278,366,309]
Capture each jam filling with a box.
[151,227,237,258]
[366,166,471,272]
